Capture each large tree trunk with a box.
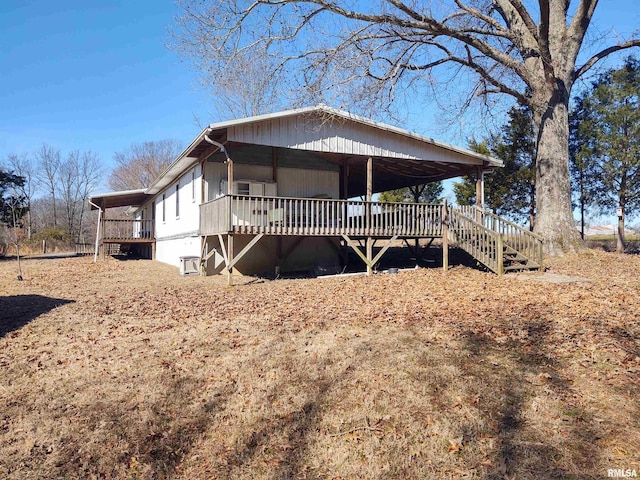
[533,94,582,256]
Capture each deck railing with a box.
[200,195,444,237]
[454,205,543,267]
[102,219,155,241]
[75,243,94,255]
[449,208,503,274]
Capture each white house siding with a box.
[277,167,339,198]
[154,164,202,267]
[203,163,338,200]
[156,235,201,268]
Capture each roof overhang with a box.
[98,105,503,208]
[88,189,151,210]
[145,105,502,198]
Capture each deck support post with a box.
[217,233,265,286]
[496,233,504,276]
[442,200,449,272]
[226,234,234,286]
[200,236,209,276]
[366,157,373,275]
[366,237,373,275]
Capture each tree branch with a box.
[282,0,531,82]
[575,40,640,80]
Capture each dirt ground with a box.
[1,250,639,479]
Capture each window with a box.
[175,184,180,218]
[162,194,166,222]
[236,182,250,195]
[191,170,196,202]
[152,201,155,221]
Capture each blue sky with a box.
[0,0,211,190]
[1,1,639,195]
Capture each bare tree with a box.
[174,0,640,254]
[35,144,61,229]
[109,140,183,191]
[207,47,287,117]
[4,153,37,239]
[59,150,103,241]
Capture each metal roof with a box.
[98,105,503,206]
[88,188,150,210]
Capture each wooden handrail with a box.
[102,218,155,240]
[451,206,543,273]
[455,205,543,240]
[449,208,502,273]
[200,194,445,237]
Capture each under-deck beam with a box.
[341,234,398,272]
[227,234,264,271]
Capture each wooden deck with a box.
[101,219,155,243]
[200,195,444,238]
[99,199,544,277]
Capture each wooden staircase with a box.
[448,206,543,275]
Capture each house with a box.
[89,105,543,281]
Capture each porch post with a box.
[227,158,234,195]
[226,156,234,285]
[101,208,106,260]
[340,158,350,269]
[475,167,485,224]
[93,206,102,263]
[475,167,485,206]
[201,159,206,204]
[366,157,373,275]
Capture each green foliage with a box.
[454,106,536,228]
[0,169,28,226]
[379,182,443,203]
[31,228,72,244]
[570,56,640,220]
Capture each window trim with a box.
[175,183,180,219]
[191,170,196,202]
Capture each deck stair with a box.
[449,206,543,275]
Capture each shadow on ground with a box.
[0,295,74,338]
[460,321,603,479]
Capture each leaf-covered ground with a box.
[0,250,639,479]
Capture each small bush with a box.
[31,228,72,243]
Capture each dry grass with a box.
[1,251,639,479]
